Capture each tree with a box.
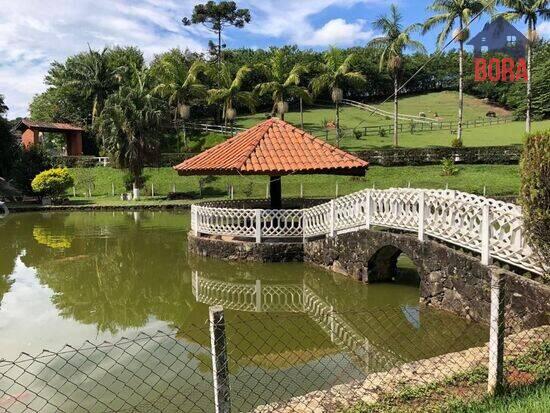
[153,54,207,121]
[97,67,163,194]
[201,62,256,127]
[46,47,119,127]
[423,0,492,144]
[0,95,19,178]
[498,0,550,133]
[519,129,549,276]
[255,49,311,121]
[370,4,426,147]
[182,1,251,67]
[310,47,367,147]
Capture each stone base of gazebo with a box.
[188,233,304,263]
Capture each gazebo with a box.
[174,118,368,208]
[15,119,85,156]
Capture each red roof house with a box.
[15,119,85,156]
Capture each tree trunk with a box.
[526,21,533,133]
[393,75,399,147]
[458,24,464,143]
[300,97,304,129]
[336,101,340,148]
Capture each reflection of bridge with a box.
[192,273,401,371]
[0,202,8,219]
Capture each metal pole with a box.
[209,306,231,413]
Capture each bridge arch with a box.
[367,245,421,285]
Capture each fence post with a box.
[255,280,262,312]
[300,182,304,198]
[209,306,231,413]
[481,204,492,265]
[335,182,339,198]
[151,183,155,197]
[418,191,426,242]
[329,200,336,237]
[488,270,505,396]
[266,183,270,199]
[255,209,262,244]
[365,190,372,230]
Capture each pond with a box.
[0,211,488,412]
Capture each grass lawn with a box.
[446,382,550,413]
[192,92,549,152]
[67,164,520,204]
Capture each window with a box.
[481,36,486,42]
[506,35,517,47]
[481,46,489,53]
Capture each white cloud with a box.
[538,22,550,39]
[300,18,374,46]
[0,0,381,117]
[0,0,204,118]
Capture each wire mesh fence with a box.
[1,272,548,412]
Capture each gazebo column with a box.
[269,176,282,209]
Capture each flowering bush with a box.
[31,168,74,201]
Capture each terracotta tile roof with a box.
[174,119,368,176]
[17,119,85,132]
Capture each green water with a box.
[0,211,487,412]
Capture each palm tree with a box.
[498,0,549,133]
[255,49,311,121]
[65,47,119,126]
[370,4,426,147]
[310,47,367,147]
[98,66,163,198]
[423,0,493,143]
[153,58,207,122]
[203,62,256,128]
[153,55,207,150]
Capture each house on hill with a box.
[467,17,527,59]
[14,119,85,156]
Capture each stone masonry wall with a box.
[188,233,304,263]
[304,229,550,329]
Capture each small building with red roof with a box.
[15,119,85,156]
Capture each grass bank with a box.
[346,341,550,413]
[66,164,520,203]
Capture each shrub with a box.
[418,112,426,117]
[31,168,74,201]
[486,111,497,118]
[353,129,363,140]
[520,130,549,275]
[11,146,52,195]
[451,137,463,148]
[441,158,459,176]
[379,128,387,137]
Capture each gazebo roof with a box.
[174,118,368,176]
[15,119,85,133]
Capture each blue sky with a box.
[0,0,547,118]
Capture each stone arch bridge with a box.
[189,188,549,328]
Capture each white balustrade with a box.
[190,189,544,275]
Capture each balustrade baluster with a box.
[481,204,493,265]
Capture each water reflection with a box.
[0,211,490,412]
[0,211,487,365]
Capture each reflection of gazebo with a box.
[174,119,368,208]
[15,119,85,156]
